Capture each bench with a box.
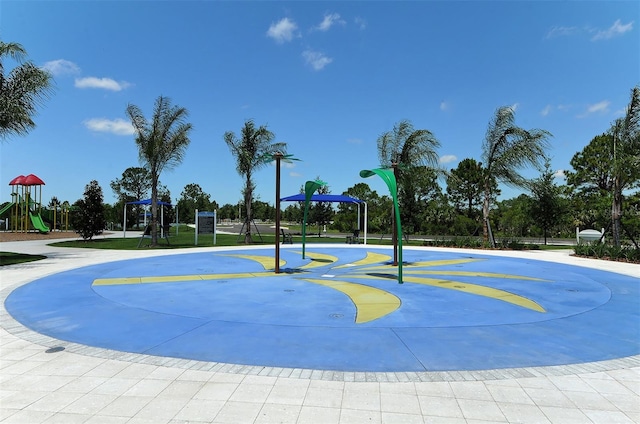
[281,228,293,244]
[346,229,360,244]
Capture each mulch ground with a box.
[1,231,85,242]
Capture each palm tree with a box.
[126,96,192,246]
[377,119,440,262]
[0,40,53,141]
[608,86,639,246]
[224,119,286,244]
[377,119,440,170]
[480,106,551,243]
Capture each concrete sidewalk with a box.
[1,237,638,423]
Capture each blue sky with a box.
[1,1,638,209]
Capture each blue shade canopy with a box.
[280,194,364,204]
[126,199,172,206]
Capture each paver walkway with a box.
[1,235,638,423]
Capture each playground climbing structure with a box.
[2,174,50,233]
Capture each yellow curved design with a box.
[355,258,481,272]
[355,274,545,313]
[403,270,547,281]
[92,251,546,317]
[333,251,392,269]
[222,254,285,270]
[93,271,283,286]
[296,251,338,269]
[301,278,401,323]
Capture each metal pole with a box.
[275,153,282,273]
[195,208,198,246]
[392,163,398,265]
[364,201,368,245]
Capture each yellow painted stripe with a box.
[92,271,282,286]
[356,274,545,313]
[401,270,547,281]
[301,278,401,323]
[355,258,481,271]
[93,277,143,286]
[221,254,285,270]
[295,251,338,269]
[333,251,392,269]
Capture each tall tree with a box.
[224,119,286,243]
[335,183,379,232]
[607,87,639,245]
[110,167,153,229]
[0,40,53,141]
[494,194,535,238]
[308,177,333,236]
[376,119,440,239]
[70,180,106,241]
[568,88,640,247]
[126,96,192,246]
[529,160,566,244]
[399,166,441,234]
[568,123,640,246]
[446,158,497,219]
[177,183,212,224]
[480,106,551,243]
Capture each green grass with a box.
[0,252,47,266]
[50,228,391,250]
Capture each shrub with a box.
[573,242,640,263]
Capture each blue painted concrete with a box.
[5,247,639,372]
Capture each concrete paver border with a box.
[2,242,638,383]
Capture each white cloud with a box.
[545,25,578,39]
[347,138,363,144]
[314,13,345,32]
[591,19,634,41]
[577,100,610,118]
[440,101,450,111]
[302,50,333,71]
[439,154,457,164]
[266,17,298,43]
[289,172,302,177]
[41,59,80,76]
[541,105,552,116]
[354,17,367,30]
[586,100,610,114]
[84,118,135,135]
[553,169,566,179]
[75,77,130,91]
[510,103,519,112]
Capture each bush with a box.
[423,236,540,250]
[423,236,488,249]
[573,242,640,263]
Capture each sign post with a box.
[195,210,216,246]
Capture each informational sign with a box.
[198,212,215,234]
[195,209,216,245]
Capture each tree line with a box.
[2,39,637,246]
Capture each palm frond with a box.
[376,119,440,169]
[482,106,551,188]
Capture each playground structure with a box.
[1,174,50,233]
